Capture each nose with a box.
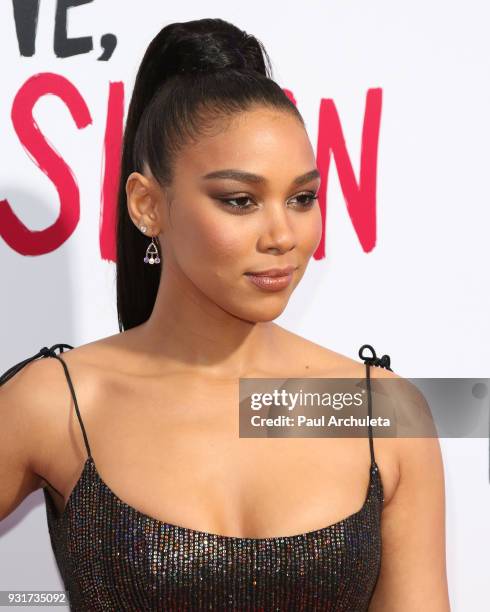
[257,202,297,254]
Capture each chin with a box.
[233,302,288,324]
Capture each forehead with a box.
[175,107,315,183]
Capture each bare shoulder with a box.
[0,334,131,520]
[281,328,444,496]
[0,349,72,448]
[0,349,77,518]
[272,327,437,497]
[0,334,124,476]
[56,328,157,378]
[272,324,397,377]
[53,332,129,370]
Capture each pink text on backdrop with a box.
[0,72,382,261]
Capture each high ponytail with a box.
[115,18,303,331]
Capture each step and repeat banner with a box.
[1,1,489,610]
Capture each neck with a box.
[135,267,281,379]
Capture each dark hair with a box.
[116,18,304,332]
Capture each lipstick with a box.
[244,266,296,292]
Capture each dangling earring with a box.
[144,236,160,265]
[139,224,160,265]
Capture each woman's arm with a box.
[0,359,51,521]
[369,430,450,610]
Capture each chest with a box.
[44,465,383,612]
[46,372,388,539]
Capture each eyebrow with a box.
[201,168,321,186]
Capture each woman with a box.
[0,18,449,611]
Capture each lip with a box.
[244,265,297,277]
[244,266,297,292]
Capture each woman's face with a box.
[158,106,322,323]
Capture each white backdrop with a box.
[1,1,489,610]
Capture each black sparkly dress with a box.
[0,343,392,611]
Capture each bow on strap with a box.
[358,344,393,371]
[0,343,74,386]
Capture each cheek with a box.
[169,205,250,279]
[204,220,249,258]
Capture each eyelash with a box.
[217,192,319,213]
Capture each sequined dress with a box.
[0,343,392,611]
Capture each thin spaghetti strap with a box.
[358,344,393,467]
[0,344,92,460]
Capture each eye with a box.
[217,196,254,213]
[288,192,319,208]
[217,192,319,214]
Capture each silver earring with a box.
[139,225,147,233]
[144,236,160,265]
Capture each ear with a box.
[125,171,165,235]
